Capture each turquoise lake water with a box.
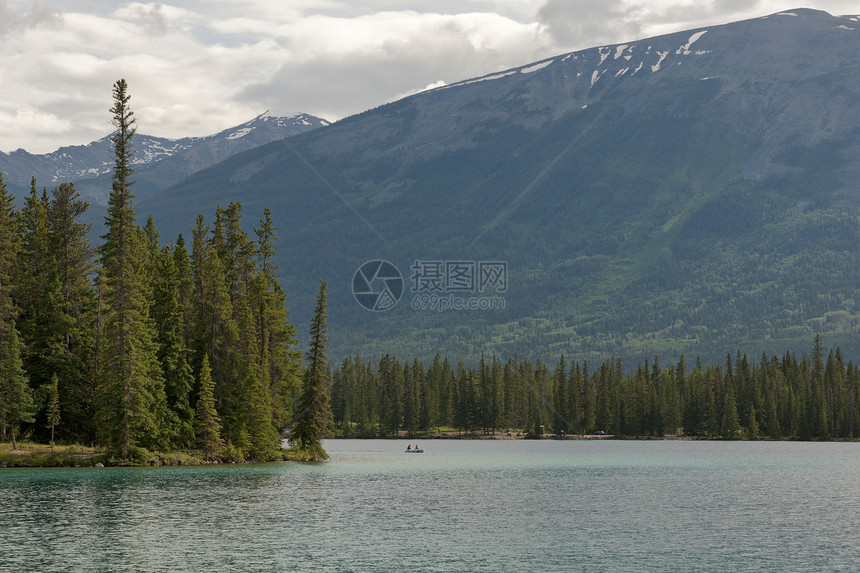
[2,439,860,572]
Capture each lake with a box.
[2,439,859,572]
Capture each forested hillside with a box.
[139,9,860,366]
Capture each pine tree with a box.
[553,354,568,434]
[223,202,256,300]
[195,354,223,460]
[580,361,595,433]
[745,403,760,440]
[721,369,741,439]
[97,79,167,456]
[190,214,241,443]
[488,356,502,435]
[416,359,433,434]
[143,215,160,267]
[766,390,781,439]
[14,179,51,319]
[1,322,35,450]
[402,361,419,437]
[246,356,280,460]
[152,244,195,448]
[15,180,72,443]
[47,182,96,444]
[236,297,280,460]
[253,208,301,435]
[378,354,403,436]
[47,372,61,451]
[172,235,194,351]
[0,173,19,345]
[331,357,352,432]
[502,356,521,430]
[290,280,332,460]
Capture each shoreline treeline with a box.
[331,336,860,440]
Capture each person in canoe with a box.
[407,445,412,450]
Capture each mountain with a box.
[138,9,860,365]
[0,111,329,204]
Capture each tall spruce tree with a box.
[290,280,332,460]
[97,79,167,456]
[47,182,96,444]
[253,208,301,434]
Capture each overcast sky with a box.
[1,0,856,154]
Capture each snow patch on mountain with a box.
[652,51,670,72]
[521,60,553,74]
[598,47,611,65]
[450,70,517,88]
[677,31,708,55]
[227,127,254,140]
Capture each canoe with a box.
[405,449,424,453]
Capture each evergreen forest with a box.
[0,80,330,464]
[331,335,858,440]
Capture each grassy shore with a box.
[0,442,216,468]
[0,442,108,468]
[0,441,325,468]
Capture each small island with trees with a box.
[0,80,331,467]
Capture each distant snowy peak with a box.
[259,109,303,121]
[134,136,199,164]
[38,134,201,183]
[1,112,328,188]
[222,111,329,140]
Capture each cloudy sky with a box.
[1,0,856,153]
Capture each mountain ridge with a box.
[0,111,329,204]
[134,8,860,366]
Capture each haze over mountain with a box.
[0,112,328,205]
[30,8,860,365]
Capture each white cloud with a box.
[239,11,551,121]
[0,107,73,152]
[0,0,63,39]
[0,0,855,153]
